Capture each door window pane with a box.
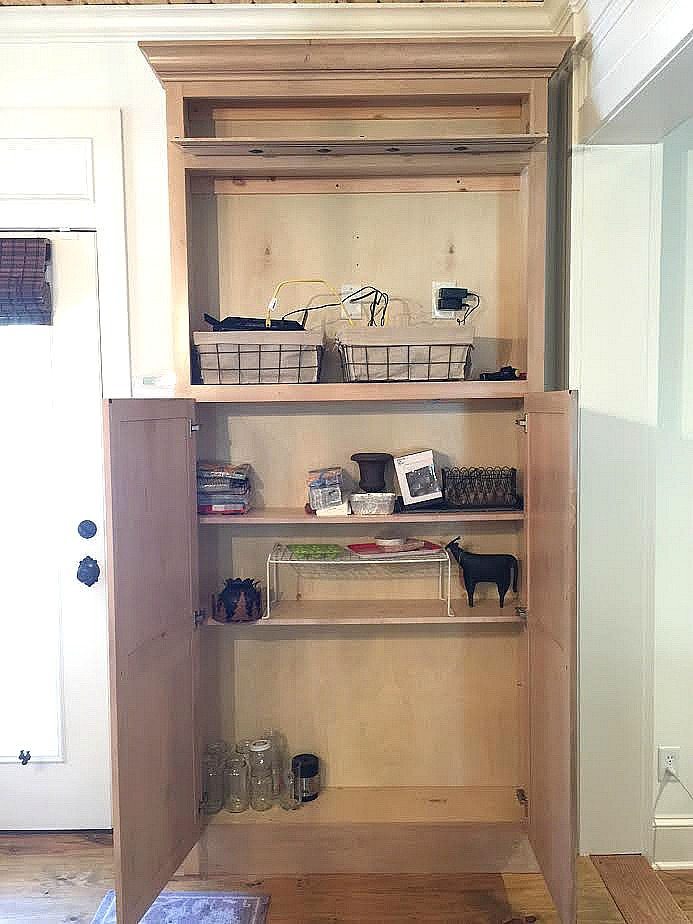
[0,327,62,760]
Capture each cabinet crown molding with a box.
[139,36,575,84]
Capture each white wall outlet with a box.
[658,746,681,781]
[341,284,363,320]
[432,280,457,319]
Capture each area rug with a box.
[92,890,270,923]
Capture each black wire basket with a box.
[442,467,523,510]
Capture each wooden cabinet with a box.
[104,37,577,924]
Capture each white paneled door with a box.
[0,232,111,828]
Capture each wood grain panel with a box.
[226,627,525,789]
[526,391,578,924]
[205,815,537,877]
[593,855,689,924]
[212,175,522,195]
[205,189,524,373]
[104,399,200,924]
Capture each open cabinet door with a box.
[104,399,200,924]
[526,391,578,924]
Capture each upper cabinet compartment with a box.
[140,38,573,401]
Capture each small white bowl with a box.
[374,536,407,548]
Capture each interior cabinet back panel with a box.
[187,190,525,376]
[218,628,525,788]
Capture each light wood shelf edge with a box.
[174,134,547,157]
[204,598,526,627]
[199,507,524,526]
[209,785,525,826]
[187,381,528,403]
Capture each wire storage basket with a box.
[336,326,474,382]
[442,466,523,510]
[193,330,323,385]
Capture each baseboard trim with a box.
[653,816,693,868]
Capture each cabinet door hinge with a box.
[515,414,527,432]
[193,609,206,628]
[516,787,528,816]
[190,421,200,435]
[515,605,528,621]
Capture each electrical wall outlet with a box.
[432,280,457,319]
[658,746,680,781]
[341,284,363,320]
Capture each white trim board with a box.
[654,816,693,868]
[0,3,560,43]
[575,0,693,141]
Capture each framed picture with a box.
[394,450,442,506]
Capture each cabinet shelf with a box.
[190,380,527,404]
[205,598,525,627]
[210,785,525,826]
[175,134,547,158]
[199,507,524,527]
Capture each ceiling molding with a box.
[544,0,575,35]
[140,36,574,83]
[0,3,560,44]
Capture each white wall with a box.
[652,116,693,867]
[570,143,661,855]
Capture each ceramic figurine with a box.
[446,537,519,607]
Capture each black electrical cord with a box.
[280,285,390,327]
[459,292,480,326]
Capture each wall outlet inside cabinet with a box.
[432,280,457,319]
[658,746,680,781]
[341,284,364,320]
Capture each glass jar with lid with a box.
[249,738,273,812]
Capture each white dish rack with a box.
[264,542,453,620]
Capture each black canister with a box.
[291,753,320,802]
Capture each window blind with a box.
[0,238,52,325]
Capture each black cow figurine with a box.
[446,537,519,608]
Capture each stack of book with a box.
[197,461,252,515]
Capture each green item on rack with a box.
[286,543,345,560]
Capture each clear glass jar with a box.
[249,739,273,812]
[235,738,253,762]
[224,755,249,813]
[202,753,224,814]
[279,766,301,812]
[262,728,286,799]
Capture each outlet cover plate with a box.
[341,284,363,320]
[658,746,681,781]
[432,280,457,319]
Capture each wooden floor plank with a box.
[0,832,630,924]
[658,870,693,922]
[593,854,689,924]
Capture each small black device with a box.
[437,287,480,323]
[480,366,525,381]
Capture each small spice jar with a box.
[291,753,320,803]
